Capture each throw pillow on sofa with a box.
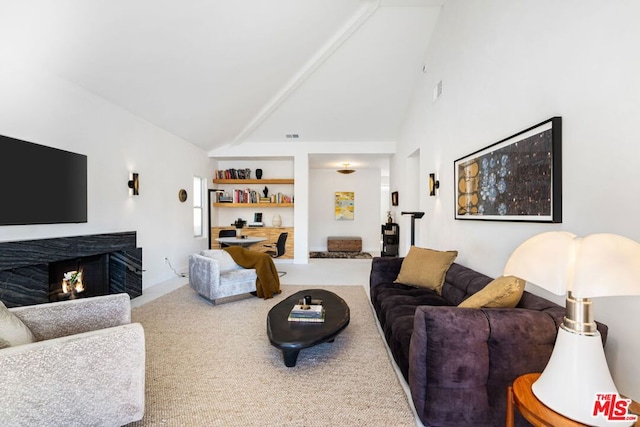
[0,300,35,348]
[201,250,240,271]
[394,246,458,294]
[458,275,525,308]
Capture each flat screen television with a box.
[0,134,87,225]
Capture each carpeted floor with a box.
[309,251,372,259]
[126,285,414,426]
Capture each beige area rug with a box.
[126,285,415,427]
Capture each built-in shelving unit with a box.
[208,167,295,250]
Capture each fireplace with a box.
[0,232,142,308]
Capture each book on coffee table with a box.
[288,309,325,323]
[289,304,323,318]
[288,304,325,322]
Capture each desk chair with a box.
[264,232,288,258]
[263,232,288,277]
[218,229,236,248]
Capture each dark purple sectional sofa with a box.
[370,256,608,427]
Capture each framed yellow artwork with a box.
[335,192,354,220]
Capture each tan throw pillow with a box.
[394,246,458,294]
[458,275,525,308]
[0,301,35,348]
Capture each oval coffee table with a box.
[267,289,350,367]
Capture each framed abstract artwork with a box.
[454,117,562,222]
[335,192,354,220]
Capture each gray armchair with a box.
[189,249,257,304]
[0,293,145,426]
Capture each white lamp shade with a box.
[503,231,576,295]
[572,233,640,298]
[504,231,640,298]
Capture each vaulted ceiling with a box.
[1,0,442,153]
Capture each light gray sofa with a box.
[0,294,145,427]
[189,249,257,303]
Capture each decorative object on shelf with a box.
[178,189,188,202]
[335,192,354,220]
[256,169,263,179]
[429,173,440,196]
[272,214,282,227]
[454,116,562,222]
[503,231,640,425]
[128,172,139,196]
[263,186,268,198]
[387,211,393,224]
[336,163,355,174]
[391,191,398,206]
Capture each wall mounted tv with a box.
[0,134,87,225]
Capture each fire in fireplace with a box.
[49,254,109,302]
[61,270,85,296]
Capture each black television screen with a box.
[0,134,87,225]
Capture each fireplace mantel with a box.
[0,232,142,307]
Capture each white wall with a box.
[309,169,381,252]
[394,0,640,399]
[0,62,214,288]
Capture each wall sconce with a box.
[128,173,139,196]
[429,173,440,196]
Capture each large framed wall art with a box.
[454,117,562,222]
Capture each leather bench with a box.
[327,236,362,252]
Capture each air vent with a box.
[285,134,299,139]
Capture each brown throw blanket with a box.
[223,247,281,299]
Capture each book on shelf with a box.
[215,168,252,180]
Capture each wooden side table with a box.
[507,373,640,427]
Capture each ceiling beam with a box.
[230,0,381,145]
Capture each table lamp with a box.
[503,231,640,426]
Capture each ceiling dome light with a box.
[336,163,355,174]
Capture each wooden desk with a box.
[211,226,293,258]
[215,236,267,247]
[507,373,640,426]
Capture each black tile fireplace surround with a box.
[0,232,142,308]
